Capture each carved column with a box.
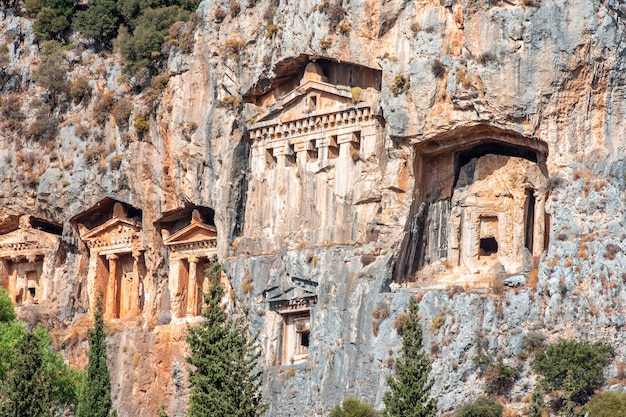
[130,251,141,317]
[187,257,199,316]
[106,254,118,319]
[533,194,546,257]
[9,268,17,305]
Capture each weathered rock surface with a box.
[2,0,626,416]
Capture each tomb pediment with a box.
[81,217,141,252]
[164,222,217,251]
[0,215,60,259]
[265,277,318,312]
[253,80,355,125]
[0,228,57,259]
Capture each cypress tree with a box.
[382,297,437,417]
[76,296,112,417]
[186,263,266,417]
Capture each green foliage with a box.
[0,288,15,324]
[585,392,626,417]
[532,339,614,413]
[382,297,437,417]
[330,397,378,417]
[0,327,81,416]
[73,0,120,44]
[186,263,267,417]
[25,0,42,16]
[76,297,112,417]
[0,289,23,380]
[33,41,69,105]
[457,397,503,417]
[32,0,76,39]
[483,358,518,396]
[33,6,70,40]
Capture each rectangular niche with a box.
[281,311,311,365]
[478,216,499,258]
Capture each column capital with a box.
[188,256,199,264]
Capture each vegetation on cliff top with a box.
[23,0,201,74]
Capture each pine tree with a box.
[76,296,112,417]
[186,263,266,417]
[382,297,437,417]
[0,327,81,417]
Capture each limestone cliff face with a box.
[1,0,626,416]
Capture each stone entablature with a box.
[163,209,218,318]
[75,201,145,320]
[246,63,381,173]
[0,215,61,306]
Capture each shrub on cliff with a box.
[186,263,266,417]
[76,297,112,417]
[330,397,378,417]
[382,297,437,417]
[585,392,626,417]
[531,339,614,414]
[457,397,503,417]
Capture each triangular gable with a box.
[265,276,318,311]
[164,222,217,246]
[0,228,57,257]
[81,217,141,241]
[255,79,354,124]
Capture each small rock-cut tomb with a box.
[396,126,550,285]
[266,277,318,365]
[0,215,62,305]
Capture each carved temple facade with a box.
[159,207,218,318]
[0,215,62,305]
[241,59,386,247]
[72,199,145,319]
[246,62,381,175]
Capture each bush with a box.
[585,392,626,417]
[93,90,115,125]
[532,339,614,412]
[33,41,70,105]
[431,59,446,79]
[229,0,241,16]
[133,117,149,134]
[330,397,378,417]
[483,358,518,396]
[390,74,409,97]
[112,98,132,129]
[69,77,91,103]
[117,6,190,74]
[457,397,503,417]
